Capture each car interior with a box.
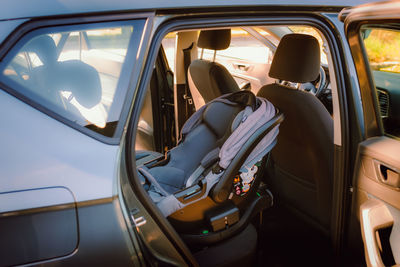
[134,25,339,266]
[2,4,400,266]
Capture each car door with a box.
[342,2,400,266]
[0,14,153,265]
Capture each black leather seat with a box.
[188,29,240,109]
[257,33,334,232]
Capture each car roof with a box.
[0,0,380,21]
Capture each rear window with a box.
[1,20,145,138]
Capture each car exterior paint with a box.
[0,0,394,266]
[0,0,377,21]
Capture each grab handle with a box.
[360,199,394,267]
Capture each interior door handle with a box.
[232,63,250,71]
[379,163,400,188]
[360,199,394,267]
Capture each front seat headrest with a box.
[197,29,231,50]
[269,33,320,83]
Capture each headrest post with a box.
[212,50,216,62]
[200,48,204,60]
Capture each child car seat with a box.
[137,91,283,245]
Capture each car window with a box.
[212,28,272,64]
[360,26,400,137]
[201,28,272,93]
[162,32,177,71]
[1,20,144,138]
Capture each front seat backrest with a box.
[257,34,334,232]
[188,29,240,109]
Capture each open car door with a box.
[341,2,400,266]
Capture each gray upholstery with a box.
[197,29,231,50]
[257,33,333,231]
[143,91,280,219]
[203,101,241,138]
[269,33,320,83]
[188,29,239,108]
[135,150,163,166]
[148,102,241,194]
[188,60,239,105]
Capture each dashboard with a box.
[373,70,400,137]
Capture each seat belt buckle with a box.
[183,94,193,105]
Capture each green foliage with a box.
[363,28,400,73]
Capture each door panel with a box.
[343,2,400,266]
[360,199,393,267]
[353,137,400,266]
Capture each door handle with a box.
[374,161,400,188]
[380,165,400,188]
[232,63,251,71]
[239,81,251,90]
[360,199,394,267]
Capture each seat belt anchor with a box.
[183,94,193,105]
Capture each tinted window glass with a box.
[361,26,400,137]
[1,20,144,138]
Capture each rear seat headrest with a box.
[269,33,320,83]
[197,29,231,50]
[24,35,57,65]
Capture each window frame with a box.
[358,24,400,140]
[0,13,153,145]
[345,19,398,139]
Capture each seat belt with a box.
[182,42,195,118]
